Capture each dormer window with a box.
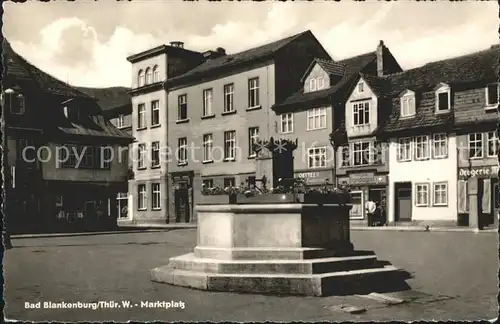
[10,93,25,115]
[310,78,317,91]
[138,70,145,87]
[400,91,416,117]
[358,82,364,93]
[317,77,325,90]
[309,77,325,92]
[485,82,499,108]
[435,83,451,113]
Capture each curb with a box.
[11,229,171,239]
[351,226,498,233]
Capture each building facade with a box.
[126,43,204,225]
[3,39,132,233]
[383,44,499,227]
[165,30,332,223]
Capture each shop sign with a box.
[458,165,499,179]
[348,172,387,185]
[296,172,320,179]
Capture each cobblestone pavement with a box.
[4,229,498,322]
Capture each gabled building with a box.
[272,41,402,225]
[126,42,205,226]
[381,44,499,228]
[74,86,133,220]
[2,39,133,233]
[165,30,332,223]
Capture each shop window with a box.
[349,190,364,219]
[116,192,128,218]
[202,179,214,189]
[224,177,235,188]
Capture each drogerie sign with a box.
[458,166,499,178]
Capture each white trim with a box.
[310,78,317,91]
[397,137,412,162]
[137,184,147,211]
[352,100,370,126]
[202,88,213,116]
[432,182,448,206]
[432,133,448,159]
[435,84,451,113]
[203,133,213,162]
[248,77,260,108]
[400,91,416,118]
[223,83,234,112]
[151,100,160,126]
[280,113,294,134]
[306,107,327,131]
[317,77,325,90]
[178,138,188,164]
[468,132,483,159]
[414,135,430,160]
[487,131,498,157]
[485,83,499,109]
[307,146,327,168]
[151,183,161,210]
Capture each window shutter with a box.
[482,179,491,214]
[457,180,467,213]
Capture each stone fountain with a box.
[151,138,408,296]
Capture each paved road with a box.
[4,229,498,322]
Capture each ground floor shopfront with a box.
[336,171,388,226]
[457,165,499,228]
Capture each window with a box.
[202,179,214,189]
[415,183,429,207]
[137,103,146,129]
[248,78,260,108]
[435,85,451,112]
[145,67,152,85]
[18,139,36,165]
[317,77,325,90]
[152,183,161,210]
[349,190,364,219]
[414,135,430,160]
[60,144,77,168]
[224,131,236,161]
[487,131,498,157]
[151,100,160,126]
[486,83,499,107]
[101,145,112,169]
[310,78,317,91]
[80,146,94,168]
[352,101,370,126]
[358,82,364,93]
[341,146,350,167]
[280,113,293,133]
[178,95,187,120]
[137,184,146,210]
[153,65,160,83]
[353,141,370,166]
[397,137,412,162]
[202,134,213,162]
[433,182,448,206]
[10,93,25,115]
[400,93,416,117]
[224,84,234,112]
[151,141,160,167]
[178,138,188,165]
[224,177,236,188]
[248,127,259,157]
[307,146,327,168]
[117,192,128,218]
[138,70,145,87]
[432,133,448,159]
[307,107,327,130]
[203,88,213,116]
[468,133,483,159]
[117,114,125,128]
[137,144,146,169]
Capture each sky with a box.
[3,1,498,88]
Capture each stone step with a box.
[151,264,404,297]
[194,246,376,260]
[169,253,380,275]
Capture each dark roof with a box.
[316,58,346,76]
[57,114,133,140]
[166,30,311,86]
[383,45,500,133]
[3,39,91,99]
[273,52,377,109]
[74,86,132,112]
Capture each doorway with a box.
[369,187,387,224]
[395,182,412,222]
[175,181,190,223]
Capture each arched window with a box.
[153,65,160,83]
[138,70,145,87]
[145,67,152,85]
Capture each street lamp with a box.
[2,87,15,250]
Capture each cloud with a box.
[4,1,498,88]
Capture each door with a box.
[84,201,97,225]
[369,187,387,224]
[175,182,190,223]
[395,183,412,222]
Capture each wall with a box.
[345,77,379,138]
[41,142,128,183]
[303,63,330,93]
[454,86,499,125]
[168,63,276,178]
[387,134,458,222]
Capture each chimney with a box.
[216,47,226,55]
[376,40,385,77]
[169,41,184,49]
[203,49,226,60]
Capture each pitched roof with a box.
[57,114,133,140]
[3,39,91,99]
[165,30,312,87]
[273,52,377,109]
[382,45,500,133]
[300,58,346,82]
[74,86,132,112]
